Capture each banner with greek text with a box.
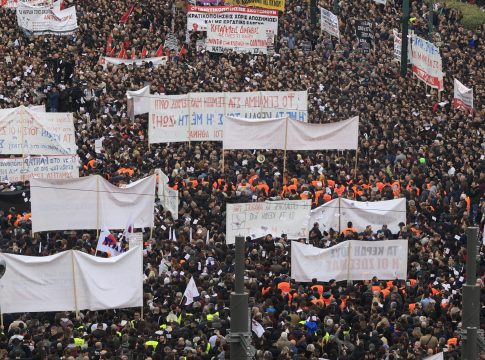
[410,35,444,90]
[452,78,473,111]
[187,5,278,33]
[148,91,307,143]
[206,22,271,54]
[0,106,77,155]
[224,0,284,12]
[225,199,311,244]
[16,1,78,36]
[98,56,168,69]
[1,0,52,9]
[291,240,408,282]
[0,155,79,183]
[355,20,374,53]
[320,8,339,38]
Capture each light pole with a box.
[0,258,6,331]
[400,0,410,77]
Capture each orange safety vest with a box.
[311,285,324,295]
[277,282,291,294]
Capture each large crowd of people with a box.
[0,0,484,359]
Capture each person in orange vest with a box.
[342,222,357,237]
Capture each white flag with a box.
[452,78,473,111]
[251,319,265,338]
[183,277,200,305]
[97,228,125,256]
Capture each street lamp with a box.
[0,258,5,331]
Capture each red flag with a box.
[107,46,116,57]
[155,44,163,57]
[59,1,65,10]
[141,46,148,59]
[120,4,135,24]
[178,45,187,58]
[117,44,127,59]
[131,50,136,60]
[106,32,113,54]
[165,49,171,61]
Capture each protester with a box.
[0,0,484,359]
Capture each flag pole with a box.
[70,250,80,318]
[222,92,226,174]
[187,93,191,149]
[283,117,289,174]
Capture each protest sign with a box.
[196,39,206,53]
[164,32,179,50]
[128,232,144,250]
[0,247,143,313]
[372,0,386,4]
[187,6,278,34]
[320,8,339,38]
[0,155,79,183]
[98,56,167,69]
[355,20,374,53]
[30,175,156,232]
[224,0,284,12]
[16,1,78,36]
[452,78,473,111]
[206,22,270,54]
[148,91,307,143]
[393,29,401,61]
[225,199,311,244]
[291,240,408,282]
[309,198,406,233]
[0,105,77,155]
[410,35,444,90]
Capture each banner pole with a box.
[338,198,341,233]
[354,148,358,178]
[222,92,227,174]
[150,227,153,240]
[283,117,288,174]
[70,250,80,318]
[188,93,191,149]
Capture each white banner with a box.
[73,248,143,311]
[0,106,77,155]
[291,240,408,282]
[452,78,473,111]
[0,247,143,313]
[287,116,358,150]
[17,2,78,36]
[223,116,358,150]
[159,184,179,220]
[340,198,406,233]
[126,86,162,116]
[309,198,406,234]
[148,91,308,143]
[410,35,444,90]
[98,56,168,69]
[31,175,156,232]
[187,5,278,33]
[393,29,401,61]
[424,353,444,360]
[308,198,340,233]
[1,0,53,9]
[223,116,286,150]
[320,8,339,38]
[372,0,387,4]
[226,200,311,244]
[0,154,79,183]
